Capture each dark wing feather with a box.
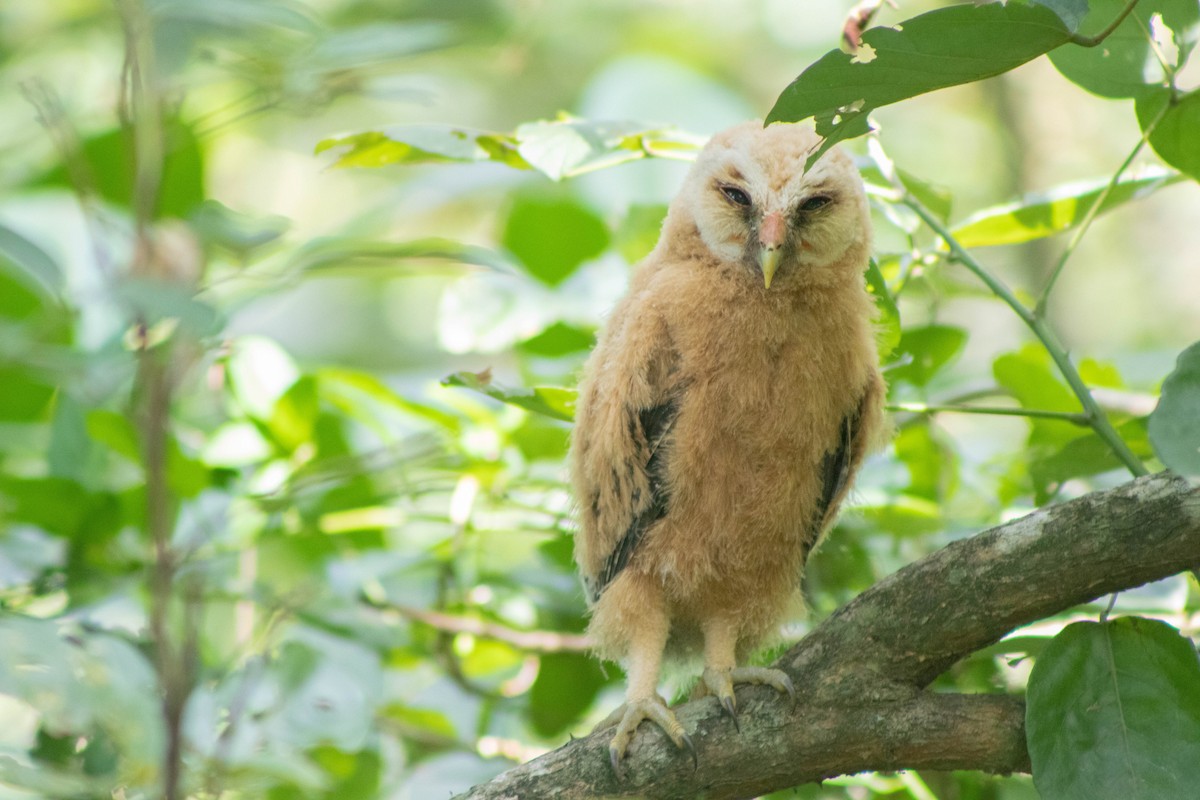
[803,389,869,556]
[587,396,679,602]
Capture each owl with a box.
[570,121,886,772]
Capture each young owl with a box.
[570,121,886,772]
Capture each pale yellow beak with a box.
[760,246,782,289]
[758,211,787,289]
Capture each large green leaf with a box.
[0,223,62,300]
[1137,88,1200,183]
[1049,0,1200,98]
[993,345,1083,448]
[766,2,1073,163]
[1149,339,1200,477]
[442,371,576,422]
[1027,617,1200,799]
[502,193,609,287]
[864,258,900,359]
[952,167,1183,247]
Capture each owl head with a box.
[673,121,870,289]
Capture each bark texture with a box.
[455,472,1200,800]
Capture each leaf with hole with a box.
[766,2,1073,164]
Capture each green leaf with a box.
[48,394,92,482]
[1137,89,1200,183]
[896,169,952,222]
[442,371,576,422]
[529,653,606,737]
[0,367,55,421]
[614,203,668,264]
[894,422,958,502]
[502,194,609,287]
[1149,339,1200,477]
[952,167,1183,247]
[993,345,1083,447]
[317,118,703,180]
[1049,0,1199,98]
[268,375,320,452]
[864,258,900,360]
[888,324,966,387]
[34,121,205,218]
[766,2,1072,162]
[0,223,62,300]
[1027,617,1200,799]
[516,321,595,358]
[226,336,301,422]
[117,278,222,338]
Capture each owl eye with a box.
[799,195,832,212]
[720,185,752,207]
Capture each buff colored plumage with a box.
[571,121,886,772]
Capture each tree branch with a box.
[455,472,1200,799]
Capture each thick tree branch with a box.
[455,472,1200,800]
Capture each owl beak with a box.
[759,212,787,289]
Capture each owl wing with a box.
[804,371,885,555]
[571,300,680,603]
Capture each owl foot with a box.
[696,666,797,731]
[594,695,696,777]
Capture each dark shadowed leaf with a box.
[1149,339,1200,477]
[1049,0,1199,98]
[953,167,1183,247]
[1027,617,1200,799]
[529,652,607,738]
[766,2,1072,163]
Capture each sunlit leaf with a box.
[993,345,1083,448]
[1027,618,1200,799]
[1149,339,1200,477]
[865,258,900,359]
[0,368,55,422]
[952,167,1183,247]
[766,2,1072,163]
[502,193,609,286]
[226,336,301,422]
[443,371,576,422]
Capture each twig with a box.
[901,196,1148,478]
[888,402,1090,425]
[368,596,591,654]
[1036,108,1168,316]
[1069,0,1142,47]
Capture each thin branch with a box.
[902,196,1148,477]
[1069,0,1142,47]
[1036,111,1166,316]
[888,402,1089,425]
[367,596,592,654]
[456,473,1200,799]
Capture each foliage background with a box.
[0,0,1197,798]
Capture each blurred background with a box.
[0,0,1197,798]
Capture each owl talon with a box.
[600,696,692,777]
[720,694,740,732]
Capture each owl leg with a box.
[592,588,695,776]
[695,617,795,731]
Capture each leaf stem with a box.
[901,196,1148,478]
[888,402,1090,425]
[1035,110,1166,317]
[1069,0,1142,47]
